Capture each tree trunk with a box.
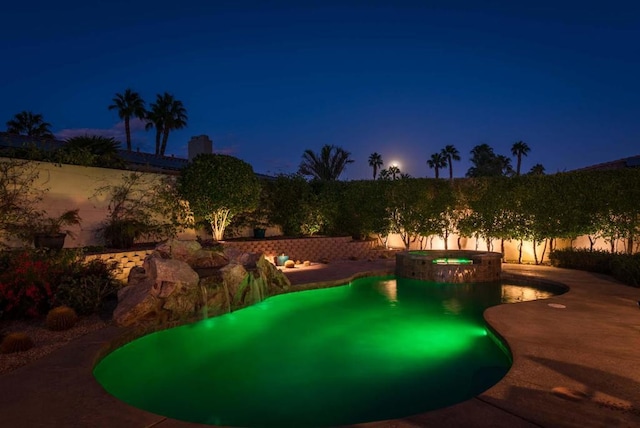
[500,239,505,262]
[627,235,633,255]
[155,130,162,155]
[444,230,449,250]
[588,235,596,251]
[457,236,462,250]
[532,239,539,265]
[518,239,523,264]
[161,128,170,156]
[539,239,549,264]
[124,117,132,151]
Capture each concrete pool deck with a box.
[0,260,639,427]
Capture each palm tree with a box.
[511,141,531,176]
[440,145,460,180]
[388,165,400,180]
[427,152,447,179]
[58,135,125,168]
[368,152,383,180]
[298,145,354,181]
[146,93,188,156]
[497,155,515,177]
[6,111,54,139]
[108,89,146,152]
[528,163,545,175]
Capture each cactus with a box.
[46,306,79,331]
[1,332,34,354]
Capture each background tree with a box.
[298,144,354,181]
[441,144,460,180]
[427,152,447,178]
[178,154,260,241]
[146,92,188,156]
[6,111,54,139]
[511,141,531,176]
[368,152,383,180]
[108,89,146,152]
[466,144,513,177]
[528,163,545,175]
[387,165,401,180]
[57,135,126,168]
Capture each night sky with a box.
[2,1,639,179]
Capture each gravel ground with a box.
[0,316,108,375]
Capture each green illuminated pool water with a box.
[94,276,561,427]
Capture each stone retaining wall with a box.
[85,249,155,282]
[223,236,378,263]
[395,250,502,283]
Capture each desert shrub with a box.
[610,254,640,288]
[549,249,614,274]
[1,332,34,354]
[0,251,58,319]
[54,259,120,315]
[46,306,79,331]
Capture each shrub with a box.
[1,332,34,354]
[610,254,640,288]
[550,248,640,288]
[46,306,79,331]
[549,249,614,274]
[54,259,120,315]
[0,252,57,319]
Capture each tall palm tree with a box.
[368,152,383,179]
[146,92,188,156]
[511,140,531,176]
[440,144,460,180]
[108,89,146,152]
[298,144,354,181]
[6,111,54,139]
[427,152,447,179]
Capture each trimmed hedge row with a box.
[549,248,640,287]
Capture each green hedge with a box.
[549,248,640,287]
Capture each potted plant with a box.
[31,209,82,250]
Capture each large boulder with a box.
[156,238,229,269]
[113,250,291,327]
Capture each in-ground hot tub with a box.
[395,250,502,283]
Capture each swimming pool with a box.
[94,276,564,427]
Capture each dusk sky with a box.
[2,1,639,179]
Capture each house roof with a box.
[572,155,640,172]
[0,132,273,179]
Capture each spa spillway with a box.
[395,250,502,283]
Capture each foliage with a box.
[28,209,82,240]
[0,159,45,246]
[56,135,126,168]
[54,258,120,315]
[0,332,34,354]
[298,144,354,181]
[178,154,260,241]
[466,144,514,177]
[94,172,186,248]
[610,254,640,288]
[0,251,58,318]
[549,248,614,274]
[45,305,79,331]
[5,111,54,139]
[262,174,314,236]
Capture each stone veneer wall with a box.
[85,249,155,282]
[223,236,378,263]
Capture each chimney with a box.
[188,135,213,161]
